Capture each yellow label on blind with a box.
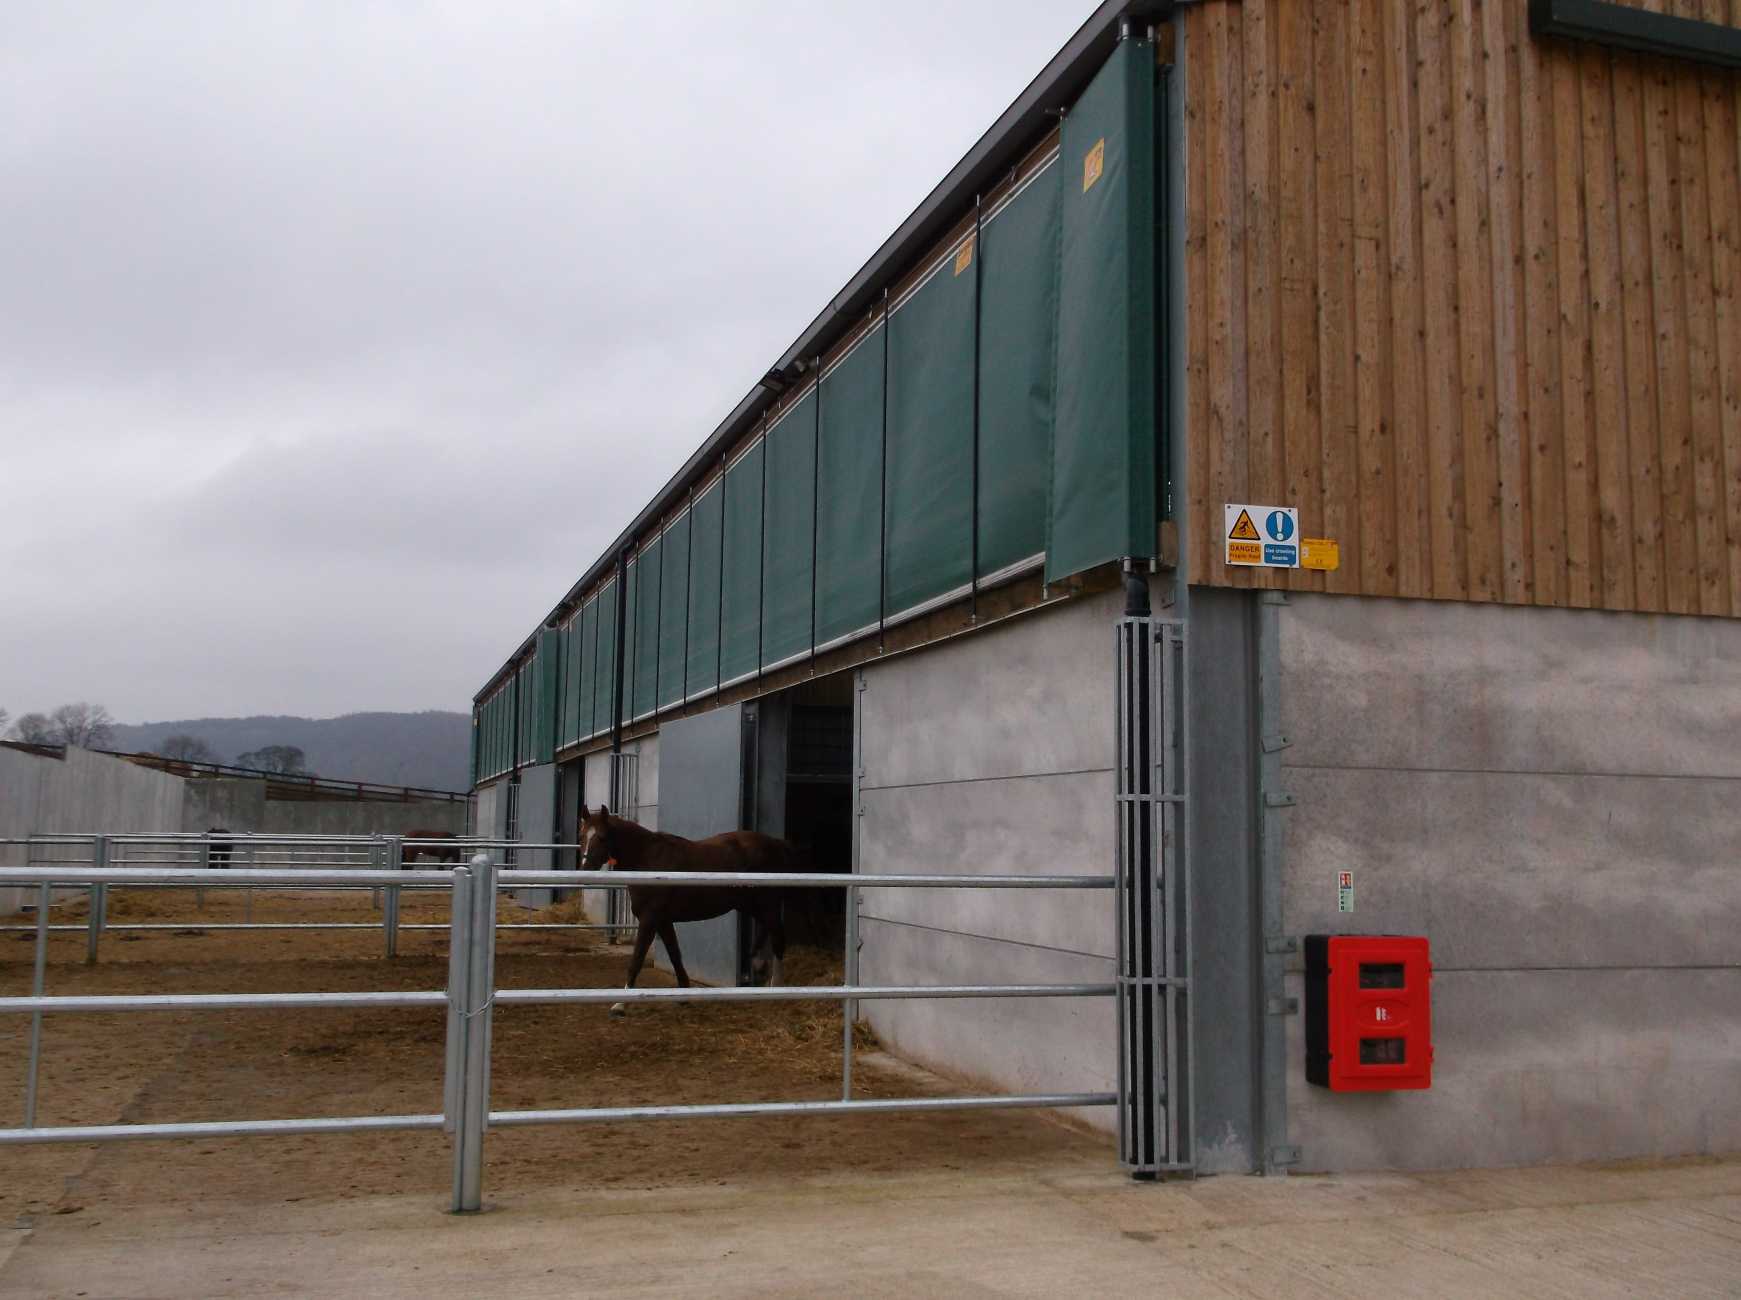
[1301,538,1341,571]
[953,235,974,277]
[1083,138,1105,192]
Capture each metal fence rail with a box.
[0,845,1119,1213]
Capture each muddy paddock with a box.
[1,885,1107,1224]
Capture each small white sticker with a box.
[1337,870,1354,914]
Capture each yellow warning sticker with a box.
[1302,537,1341,571]
[1083,138,1105,192]
[1228,508,1260,542]
[1226,540,1263,565]
[953,236,975,277]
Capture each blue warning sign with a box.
[1264,544,1298,566]
[1265,510,1296,543]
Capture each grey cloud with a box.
[0,0,1091,722]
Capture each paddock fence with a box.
[0,840,1118,1212]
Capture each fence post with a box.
[85,836,108,965]
[384,837,403,958]
[25,881,50,1127]
[451,852,496,1212]
[444,865,473,1161]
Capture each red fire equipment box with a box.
[1304,935,1433,1091]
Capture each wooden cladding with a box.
[1184,0,1741,615]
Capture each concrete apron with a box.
[3,1155,1738,1297]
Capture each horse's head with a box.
[578,804,615,870]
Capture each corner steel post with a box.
[452,853,496,1213]
[25,882,50,1127]
[85,837,108,965]
[444,864,473,1201]
[385,837,403,958]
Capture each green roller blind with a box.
[686,480,724,697]
[720,441,764,685]
[593,580,618,737]
[620,560,638,727]
[1049,36,1158,582]
[658,512,691,710]
[577,596,598,741]
[816,326,885,646]
[885,239,975,617]
[632,537,662,720]
[978,160,1059,578]
[559,619,578,749]
[761,392,816,668]
[534,627,560,763]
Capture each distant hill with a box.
[108,711,470,792]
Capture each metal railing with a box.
[0,845,1117,1212]
[0,834,616,960]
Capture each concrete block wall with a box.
[0,747,185,912]
[1278,594,1741,1169]
[857,587,1120,1126]
[183,778,468,837]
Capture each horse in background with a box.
[577,805,811,1008]
[402,829,463,865]
[207,827,232,869]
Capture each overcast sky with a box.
[0,1,1091,725]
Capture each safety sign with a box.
[1225,504,1300,568]
[1337,870,1354,914]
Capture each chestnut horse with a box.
[577,805,807,1007]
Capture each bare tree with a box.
[236,744,307,775]
[9,712,56,745]
[157,734,220,764]
[48,702,116,750]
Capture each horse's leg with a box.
[610,916,658,1017]
[767,902,786,987]
[656,919,690,988]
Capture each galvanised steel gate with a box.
[0,618,1190,1203]
[0,848,1121,1211]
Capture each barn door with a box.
[653,705,752,986]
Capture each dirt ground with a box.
[0,885,1105,1226]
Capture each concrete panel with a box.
[1278,592,1741,1171]
[1284,967,1741,1170]
[860,586,1120,787]
[859,917,1116,1134]
[654,706,745,986]
[1185,587,1263,1174]
[0,748,185,912]
[1282,595,1741,777]
[512,763,558,905]
[856,590,1122,1129]
[181,779,266,831]
[1284,767,1741,969]
[857,770,1112,957]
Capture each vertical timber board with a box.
[686,480,724,697]
[659,510,692,711]
[720,440,765,687]
[1050,34,1160,583]
[816,325,885,644]
[976,159,1060,579]
[761,391,817,668]
[1182,0,1737,618]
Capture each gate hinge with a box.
[1266,996,1298,1016]
[1263,791,1296,808]
[1268,1144,1302,1168]
[1264,936,1298,956]
[1261,733,1291,754]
